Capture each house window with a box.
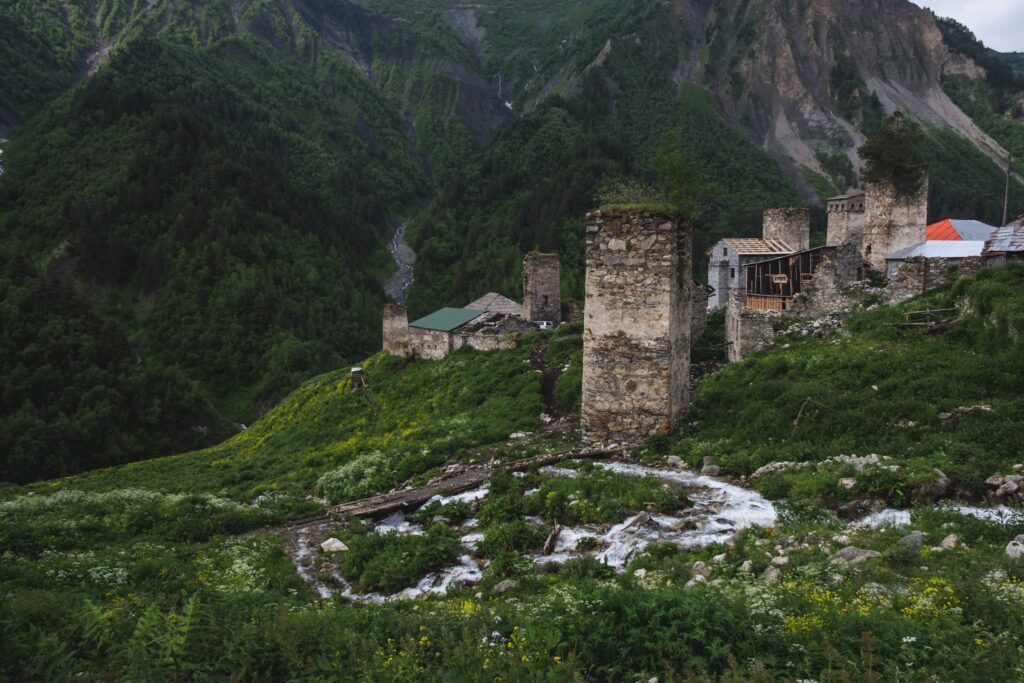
[866,245,873,257]
[723,247,728,256]
[542,295,548,307]
[730,268,736,279]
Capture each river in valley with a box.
[383,222,415,304]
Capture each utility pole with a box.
[1005,147,1013,227]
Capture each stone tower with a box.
[862,172,928,271]
[522,253,561,323]
[763,208,810,251]
[581,210,691,447]
[826,190,867,247]
[382,304,410,356]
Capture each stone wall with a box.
[581,211,690,447]
[886,256,984,303]
[382,304,410,356]
[522,253,561,323]
[862,174,928,271]
[562,299,584,324]
[453,332,520,353]
[789,243,866,316]
[406,327,452,360]
[691,284,710,343]
[725,292,776,362]
[763,208,810,251]
[826,201,866,248]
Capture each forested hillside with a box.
[1,0,1022,482]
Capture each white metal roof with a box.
[886,241,986,260]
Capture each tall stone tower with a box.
[826,190,867,247]
[862,171,928,271]
[581,210,691,447]
[522,253,561,323]
[382,304,410,356]
[763,208,811,251]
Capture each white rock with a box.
[666,455,683,467]
[771,556,789,567]
[762,567,781,584]
[839,478,857,490]
[739,560,753,573]
[692,561,711,578]
[940,534,960,550]
[320,538,349,553]
[712,553,727,563]
[832,534,852,546]
[1006,536,1024,560]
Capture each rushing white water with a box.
[292,460,778,600]
[536,462,777,569]
[860,505,1024,528]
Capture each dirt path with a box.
[530,338,562,417]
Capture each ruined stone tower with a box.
[581,211,690,447]
[862,172,928,271]
[382,303,410,356]
[522,253,561,323]
[826,190,867,247]
[763,208,811,251]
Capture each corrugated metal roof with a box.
[827,190,866,201]
[723,238,794,256]
[927,219,998,241]
[409,308,486,332]
[886,241,986,260]
[465,292,522,316]
[985,225,1024,254]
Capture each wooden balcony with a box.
[746,294,792,311]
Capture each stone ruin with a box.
[860,174,929,272]
[581,210,695,447]
[762,207,811,252]
[522,253,561,323]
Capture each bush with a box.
[337,524,461,594]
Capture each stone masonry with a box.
[522,253,561,323]
[886,256,984,303]
[862,173,928,271]
[382,304,410,356]
[826,191,867,247]
[789,243,866,316]
[725,292,776,362]
[763,208,810,251]
[582,211,690,447]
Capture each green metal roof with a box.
[409,308,485,332]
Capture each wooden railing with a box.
[746,294,792,311]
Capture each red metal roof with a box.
[926,219,960,241]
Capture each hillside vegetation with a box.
[3,265,1024,680]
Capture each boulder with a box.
[898,531,926,550]
[712,553,727,563]
[491,579,519,594]
[320,538,349,553]
[685,574,707,589]
[912,469,950,504]
[837,498,885,520]
[771,556,789,567]
[739,560,753,573]
[701,464,721,477]
[839,478,857,490]
[666,455,683,468]
[996,481,1020,498]
[830,546,882,565]
[692,561,711,578]
[986,475,1006,488]
[940,534,960,550]
[1006,535,1024,560]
